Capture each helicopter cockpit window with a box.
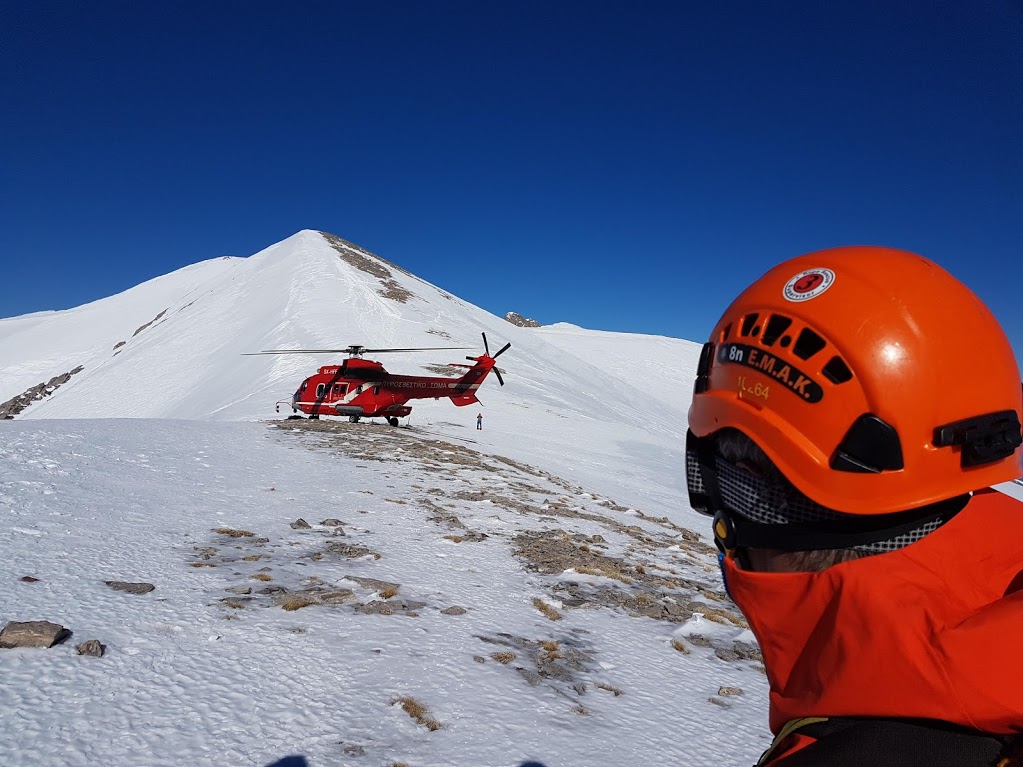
[332,384,341,395]
[315,383,326,398]
[340,384,348,395]
[300,381,308,392]
[374,386,381,395]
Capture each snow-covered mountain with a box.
[0,230,703,512]
[3,232,777,767]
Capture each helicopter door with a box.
[315,383,326,398]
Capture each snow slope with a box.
[0,230,702,514]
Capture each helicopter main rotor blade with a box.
[242,349,352,355]
[481,332,491,357]
[360,347,472,353]
[494,367,505,386]
[492,342,511,358]
[243,347,470,355]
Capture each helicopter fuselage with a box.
[287,356,492,420]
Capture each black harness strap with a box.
[764,718,1012,767]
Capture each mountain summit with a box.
[0,230,700,441]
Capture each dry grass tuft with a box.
[532,598,563,621]
[671,638,690,654]
[189,562,216,568]
[214,528,255,538]
[281,598,316,611]
[597,683,623,696]
[574,565,632,585]
[443,535,464,543]
[379,585,399,599]
[242,555,263,562]
[393,695,442,731]
[251,573,273,582]
[574,705,590,716]
[490,651,516,664]
[694,605,746,626]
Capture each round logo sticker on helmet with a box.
[783,268,836,302]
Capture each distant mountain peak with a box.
[504,311,541,328]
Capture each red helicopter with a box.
[247,333,510,425]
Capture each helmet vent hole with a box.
[822,356,853,384]
[721,323,733,341]
[740,313,760,337]
[779,335,792,348]
[762,314,793,346]
[793,328,827,360]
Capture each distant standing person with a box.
[476,412,483,430]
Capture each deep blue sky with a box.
[2,1,1021,358]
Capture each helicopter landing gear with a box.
[387,417,399,427]
[348,415,361,424]
[309,414,320,420]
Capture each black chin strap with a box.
[687,430,969,554]
[725,495,968,552]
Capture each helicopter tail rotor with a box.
[465,332,510,385]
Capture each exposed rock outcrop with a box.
[504,312,541,328]
[0,366,85,419]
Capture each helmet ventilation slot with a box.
[793,328,827,360]
[822,356,853,384]
[761,314,793,346]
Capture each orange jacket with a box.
[723,489,1023,741]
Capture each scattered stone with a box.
[290,518,312,529]
[718,686,744,697]
[353,599,426,616]
[517,668,543,686]
[225,586,252,595]
[708,696,732,709]
[341,743,365,757]
[473,655,486,663]
[214,528,255,538]
[440,606,467,615]
[346,576,400,594]
[272,588,355,608]
[325,542,381,560]
[0,620,71,649]
[77,640,105,657]
[320,518,344,527]
[20,576,39,583]
[105,581,155,594]
[330,527,346,536]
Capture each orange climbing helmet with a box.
[687,246,1023,515]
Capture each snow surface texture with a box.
[1,231,768,766]
[3,230,1016,766]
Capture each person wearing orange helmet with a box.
[686,246,1023,766]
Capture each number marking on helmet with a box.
[783,268,836,302]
